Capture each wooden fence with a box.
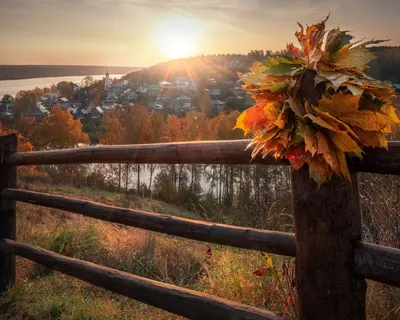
[0,133,399,319]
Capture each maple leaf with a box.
[324,28,354,53]
[353,128,388,149]
[284,96,305,118]
[335,148,351,182]
[308,154,333,187]
[327,130,363,158]
[286,43,302,59]
[253,268,269,277]
[334,47,376,70]
[316,131,341,175]
[315,70,350,90]
[263,253,274,267]
[317,92,360,117]
[286,146,311,170]
[339,110,382,131]
[304,126,318,156]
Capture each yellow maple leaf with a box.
[339,110,382,132]
[316,131,341,175]
[263,253,274,268]
[304,113,338,132]
[335,47,376,70]
[318,92,360,117]
[381,105,400,123]
[353,128,388,149]
[304,126,318,156]
[334,148,351,182]
[327,131,363,158]
[312,106,360,141]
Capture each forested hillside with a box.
[0,65,141,81]
[124,47,400,85]
[368,46,400,83]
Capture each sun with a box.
[155,17,200,59]
[161,33,197,59]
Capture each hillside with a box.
[368,46,400,84]
[0,65,142,81]
[124,47,400,85]
[123,52,267,84]
[0,181,292,320]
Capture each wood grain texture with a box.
[292,168,367,320]
[0,239,282,320]
[5,140,288,166]
[0,134,17,295]
[4,140,399,175]
[1,188,296,257]
[348,141,400,175]
[354,242,400,287]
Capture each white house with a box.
[159,81,174,90]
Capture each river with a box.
[0,74,125,98]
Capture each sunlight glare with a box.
[155,17,201,59]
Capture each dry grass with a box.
[3,182,285,319]
[1,177,400,319]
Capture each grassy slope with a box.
[0,183,295,320]
[1,182,399,320]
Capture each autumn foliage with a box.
[98,106,243,145]
[235,16,400,185]
[36,106,90,149]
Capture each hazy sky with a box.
[1,0,399,67]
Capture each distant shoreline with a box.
[0,65,142,81]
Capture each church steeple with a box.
[105,70,111,91]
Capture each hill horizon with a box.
[0,65,142,81]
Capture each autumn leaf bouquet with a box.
[235,16,399,185]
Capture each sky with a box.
[1,0,399,67]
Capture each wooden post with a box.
[292,167,366,320]
[0,134,17,295]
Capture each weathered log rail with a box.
[5,140,400,175]
[0,134,399,320]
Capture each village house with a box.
[211,100,227,112]
[58,97,70,109]
[25,102,49,118]
[174,77,190,89]
[159,81,174,90]
[207,85,223,97]
[137,84,160,96]
[176,95,192,109]
[147,84,160,96]
[102,100,117,111]
[122,89,138,101]
[147,101,165,113]
[81,105,104,120]
[156,95,171,103]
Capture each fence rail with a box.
[0,239,281,320]
[5,140,400,175]
[0,134,400,320]
[4,187,400,288]
[1,188,296,256]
